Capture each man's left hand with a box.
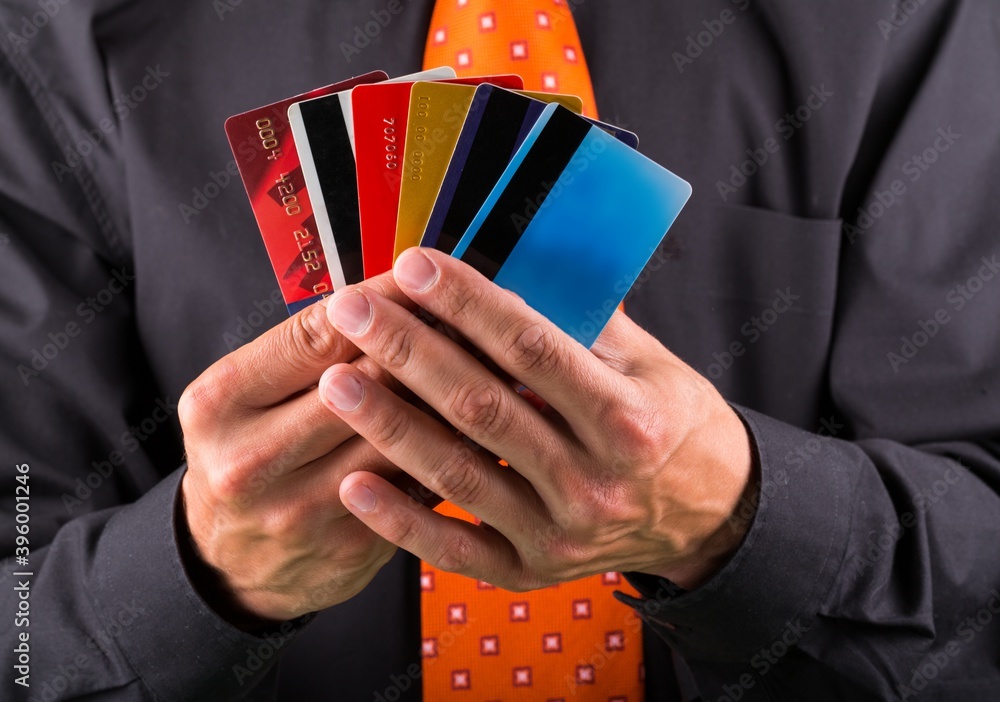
[320,248,756,591]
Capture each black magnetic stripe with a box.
[459,106,591,281]
[299,97,365,285]
[435,89,532,254]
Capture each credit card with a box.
[288,68,454,289]
[394,82,497,260]
[452,104,692,348]
[422,85,637,256]
[588,119,640,150]
[225,71,387,313]
[339,67,457,156]
[353,75,522,278]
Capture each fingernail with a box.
[326,373,364,411]
[346,484,376,512]
[395,250,439,292]
[330,292,372,335]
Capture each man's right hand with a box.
[178,276,410,627]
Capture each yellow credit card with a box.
[394,83,480,261]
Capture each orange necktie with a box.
[420,3,644,700]
[423,0,598,118]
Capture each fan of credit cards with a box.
[225,68,692,347]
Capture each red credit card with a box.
[225,71,387,313]
[353,75,524,279]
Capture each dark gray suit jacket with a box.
[1,0,998,699]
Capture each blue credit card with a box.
[422,85,639,256]
[451,103,691,348]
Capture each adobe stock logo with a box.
[887,255,998,373]
[704,288,799,380]
[716,86,834,201]
[340,0,416,63]
[671,0,751,74]
[17,268,135,386]
[3,0,71,54]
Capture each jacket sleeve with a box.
[0,30,306,702]
[620,1,1000,699]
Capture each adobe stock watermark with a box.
[728,414,846,532]
[62,396,178,514]
[231,619,298,686]
[51,65,170,182]
[726,467,787,536]
[341,0,416,63]
[181,101,291,223]
[716,85,833,201]
[564,237,682,344]
[3,0,71,54]
[178,159,240,225]
[845,127,960,244]
[212,0,244,21]
[847,462,965,582]
[372,616,475,701]
[726,415,843,537]
[563,604,645,696]
[509,132,609,236]
[16,267,135,386]
[703,288,799,380]
[783,415,845,467]
[672,0,752,74]
[27,599,148,701]
[897,589,1000,698]
[714,618,810,702]
[223,288,285,350]
[887,254,998,373]
[877,0,929,40]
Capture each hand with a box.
[319,248,756,592]
[178,276,416,627]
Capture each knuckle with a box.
[338,529,382,572]
[370,407,411,448]
[258,502,303,542]
[205,465,246,504]
[179,360,238,428]
[504,322,560,377]
[289,303,343,361]
[600,394,668,467]
[533,537,579,577]
[438,275,481,323]
[379,324,417,373]
[381,509,421,549]
[432,443,486,505]
[177,383,203,432]
[449,380,508,441]
[211,440,285,504]
[569,479,631,535]
[434,533,474,574]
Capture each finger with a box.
[247,435,405,519]
[390,248,627,428]
[319,363,548,536]
[250,353,410,474]
[592,308,694,383]
[589,308,653,376]
[325,286,576,490]
[202,273,411,411]
[339,470,527,589]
